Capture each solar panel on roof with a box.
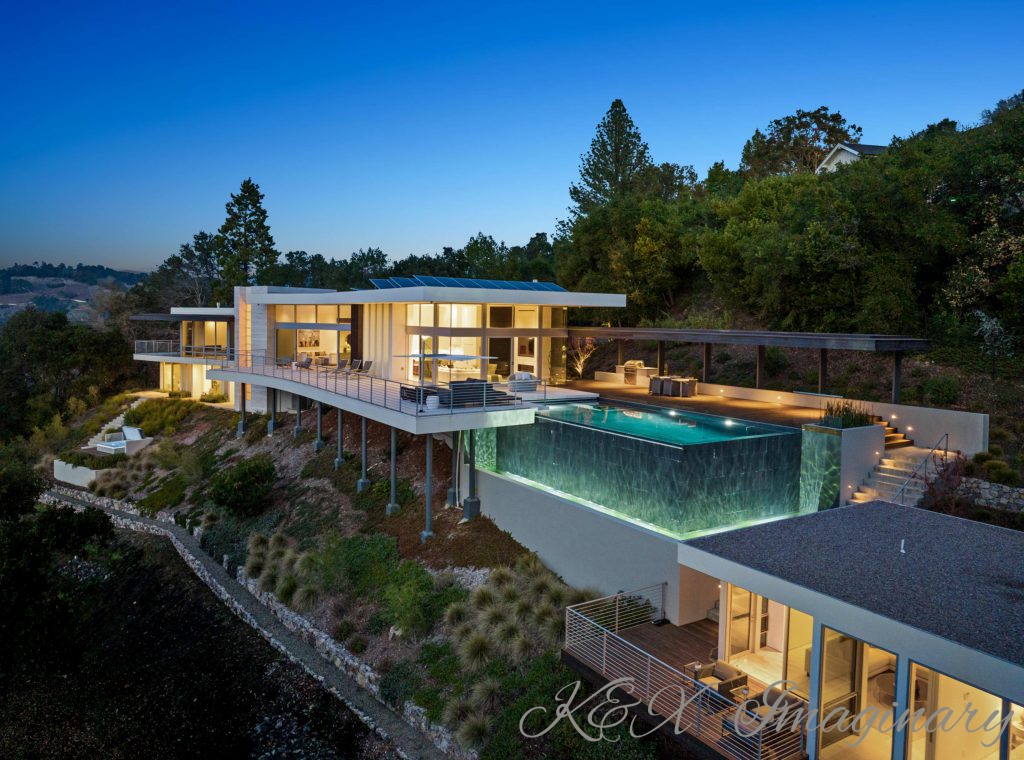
[389,276,419,287]
[370,278,397,289]
[388,274,569,291]
[414,275,442,286]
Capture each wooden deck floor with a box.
[619,618,719,672]
[568,379,823,429]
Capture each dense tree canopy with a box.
[214,178,279,296]
[740,106,863,178]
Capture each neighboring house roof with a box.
[817,141,888,172]
[684,501,1024,668]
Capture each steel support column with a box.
[702,343,712,383]
[656,341,665,375]
[267,388,276,435]
[617,339,625,365]
[314,401,324,452]
[755,345,766,389]
[818,348,828,394]
[463,429,480,520]
[420,434,434,542]
[334,408,344,470]
[446,431,459,508]
[293,400,302,438]
[236,383,246,438]
[386,427,399,515]
[357,416,370,492]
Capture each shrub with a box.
[199,392,229,403]
[276,574,298,605]
[292,585,318,611]
[983,459,1019,485]
[60,450,128,470]
[244,552,266,578]
[444,601,468,627]
[258,564,279,593]
[972,451,994,464]
[923,374,960,406]
[348,636,367,654]
[379,661,420,709]
[988,444,1004,458]
[443,696,473,726]
[137,473,187,516]
[123,398,198,436]
[457,713,492,748]
[459,633,492,671]
[311,533,400,597]
[208,454,276,518]
[332,619,354,642]
[821,400,873,429]
[470,677,501,712]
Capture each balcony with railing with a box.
[209,349,546,420]
[564,585,806,760]
[133,340,231,359]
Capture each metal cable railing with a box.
[564,588,805,760]
[894,433,949,506]
[209,349,543,418]
[134,340,231,358]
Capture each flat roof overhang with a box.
[207,368,537,435]
[131,312,234,322]
[245,286,625,309]
[678,501,1024,703]
[568,327,930,353]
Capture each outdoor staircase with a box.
[86,398,144,448]
[849,445,934,506]
[873,415,914,450]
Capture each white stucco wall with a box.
[473,469,684,624]
[54,459,106,487]
[695,382,988,455]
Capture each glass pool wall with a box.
[475,402,803,538]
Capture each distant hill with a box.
[0,262,147,292]
[0,263,150,325]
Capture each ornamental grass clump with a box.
[459,632,492,671]
[457,713,492,748]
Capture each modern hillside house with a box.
[132,277,1021,760]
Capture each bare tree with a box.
[568,337,598,378]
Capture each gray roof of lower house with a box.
[685,501,1024,667]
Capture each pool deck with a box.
[568,380,822,429]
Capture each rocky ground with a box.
[0,531,394,759]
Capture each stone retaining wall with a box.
[959,477,1024,513]
[41,487,472,760]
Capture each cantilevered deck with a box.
[208,352,541,434]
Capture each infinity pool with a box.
[538,402,783,447]
[475,399,802,537]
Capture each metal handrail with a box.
[894,432,949,505]
[209,349,542,418]
[564,587,805,760]
[134,340,231,358]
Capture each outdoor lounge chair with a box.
[507,371,539,392]
[691,660,748,696]
[355,360,372,374]
[294,356,313,370]
[330,359,349,374]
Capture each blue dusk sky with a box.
[0,1,1021,271]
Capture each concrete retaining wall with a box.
[473,469,685,624]
[693,382,988,456]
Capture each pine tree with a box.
[568,99,652,216]
[215,178,279,290]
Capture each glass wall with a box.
[907,666,1003,760]
[729,586,753,658]
[181,320,230,354]
[784,608,814,698]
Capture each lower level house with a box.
[562,502,1024,760]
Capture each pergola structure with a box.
[567,327,931,403]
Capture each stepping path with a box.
[44,489,446,760]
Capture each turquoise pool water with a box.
[538,402,782,446]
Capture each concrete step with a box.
[868,471,927,489]
[885,438,916,450]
